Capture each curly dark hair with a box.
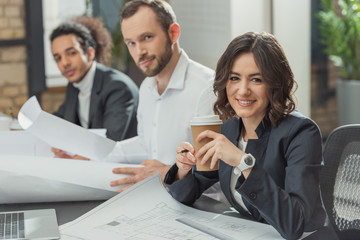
[213,32,297,126]
[72,16,113,66]
[120,0,176,34]
[50,21,96,56]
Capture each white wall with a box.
[230,0,272,37]
[171,0,231,69]
[273,0,311,117]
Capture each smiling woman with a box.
[165,32,338,239]
[225,53,269,131]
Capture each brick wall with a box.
[41,86,66,114]
[0,0,27,118]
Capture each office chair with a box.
[320,124,360,240]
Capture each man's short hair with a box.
[121,0,177,34]
[50,21,96,54]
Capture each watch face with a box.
[244,155,253,165]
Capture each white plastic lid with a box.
[190,115,222,126]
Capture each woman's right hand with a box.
[175,142,196,180]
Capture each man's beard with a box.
[139,39,173,77]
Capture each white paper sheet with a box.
[0,131,53,157]
[0,154,142,204]
[18,96,115,161]
[60,175,283,240]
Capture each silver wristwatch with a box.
[237,153,255,172]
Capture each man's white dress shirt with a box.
[104,51,216,165]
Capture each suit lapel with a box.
[241,119,271,220]
[88,65,102,127]
[245,119,271,166]
[221,118,241,189]
[219,118,243,210]
[220,118,271,221]
[67,85,80,124]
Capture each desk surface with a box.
[0,195,243,225]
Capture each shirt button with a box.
[153,149,156,153]
[153,123,157,127]
[249,192,257,200]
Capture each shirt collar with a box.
[147,50,189,95]
[166,50,189,90]
[237,116,272,139]
[254,117,272,138]
[73,61,96,93]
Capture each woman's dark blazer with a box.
[54,63,139,141]
[165,111,338,239]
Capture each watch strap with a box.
[234,153,255,174]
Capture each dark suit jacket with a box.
[54,63,139,141]
[166,111,338,239]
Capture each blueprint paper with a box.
[18,96,115,161]
[0,154,142,203]
[60,174,283,240]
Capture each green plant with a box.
[318,0,360,80]
[88,0,131,72]
[111,15,132,72]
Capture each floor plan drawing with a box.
[95,202,216,239]
[60,175,283,240]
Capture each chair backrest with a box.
[321,124,360,240]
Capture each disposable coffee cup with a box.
[190,115,222,171]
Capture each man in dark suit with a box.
[50,21,139,145]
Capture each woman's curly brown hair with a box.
[213,32,297,126]
[72,16,113,66]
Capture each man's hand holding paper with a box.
[51,147,89,160]
[0,154,143,203]
[111,159,170,192]
[18,96,115,161]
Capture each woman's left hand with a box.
[196,130,244,169]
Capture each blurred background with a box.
[0,0,347,140]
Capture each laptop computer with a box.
[0,209,60,240]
